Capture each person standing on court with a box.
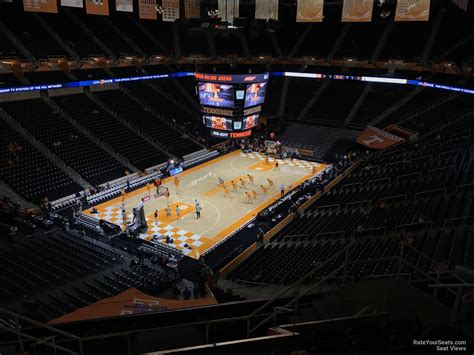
[175,205,181,220]
[166,205,171,219]
[154,209,158,225]
[280,183,285,197]
[194,199,201,219]
[196,204,202,219]
[267,178,274,190]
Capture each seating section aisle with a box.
[0,7,68,59]
[0,230,174,322]
[121,82,203,152]
[1,99,126,186]
[353,85,414,126]
[278,123,361,162]
[52,93,164,170]
[0,124,80,202]
[94,88,200,158]
[305,81,366,124]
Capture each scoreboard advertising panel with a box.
[198,82,235,108]
[195,72,269,139]
[203,114,259,131]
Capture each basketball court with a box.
[83,150,327,259]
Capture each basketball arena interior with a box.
[0,0,473,354]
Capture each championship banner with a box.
[357,126,405,150]
[184,0,200,18]
[139,0,157,20]
[395,0,430,21]
[255,0,278,20]
[218,0,239,23]
[162,0,180,22]
[85,0,109,15]
[23,0,58,13]
[116,0,132,12]
[342,0,374,22]
[61,0,83,7]
[296,0,323,23]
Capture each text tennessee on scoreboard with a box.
[195,72,269,139]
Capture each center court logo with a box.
[186,172,215,187]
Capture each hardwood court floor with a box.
[84,150,327,259]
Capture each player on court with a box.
[231,179,238,192]
[265,156,270,165]
[195,204,202,219]
[165,205,171,219]
[312,165,318,175]
[154,209,158,225]
[267,178,274,190]
[252,189,258,200]
[240,178,247,189]
[260,184,269,196]
[120,188,127,205]
[173,176,180,194]
[280,184,285,197]
[247,174,254,184]
[223,185,230,197]
[175,205,181,220]
[275,161,279,171]
[218,177,224,187]
[245,191,253,204]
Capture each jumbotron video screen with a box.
[195,72,269,138]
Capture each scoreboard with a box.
[195,72,269,139]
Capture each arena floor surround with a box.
[84,150,327,259]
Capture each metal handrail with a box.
[0,326,79,355]
[379,194,407,203]
[367,177,391,185]
[455,183,474,194]
[403,243,468,285]
[283,234,309,239]
[396,171,422,183]
[415,188,447,199]
[234,279,278,287]
[346,200,373,207]
[315,230,346,239]
[395,220,433,231]
[315,203,340,210]
[411,154,433,163]
[0,308,82,355]
[428,164,456,176]
[246,238,359,332]
[250,265,345,334]
[443,215,474,228]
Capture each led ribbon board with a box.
[272,72,474,95]
[0,71,472,96]
[0,72,195,95]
